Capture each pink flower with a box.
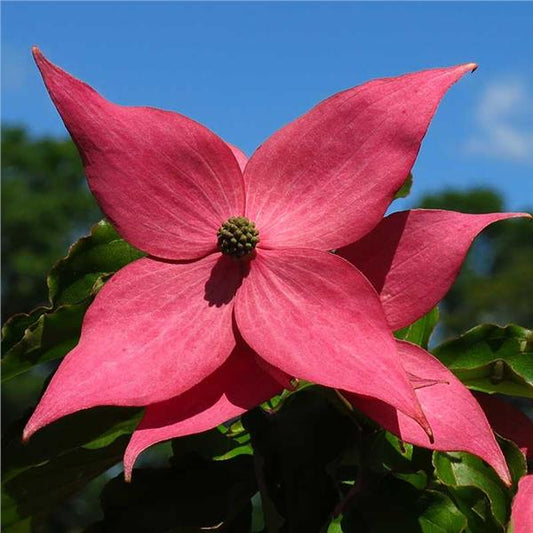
[511,475,533,533]
[24,49,528,483]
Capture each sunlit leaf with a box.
[48,219,143,307]
[433,324,533,398]
[395,307,439,349]
[1,308,48,354]
[433,437,526,530]
[1,303,86,383]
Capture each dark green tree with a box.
[1,126,100,319]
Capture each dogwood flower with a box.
[24,49,528,483]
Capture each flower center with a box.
[217,216,260,258]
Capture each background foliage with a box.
[1,127,101,319]
[1,127,532,532]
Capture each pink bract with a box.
[511,475,533,533]
[473,392,533,460]
[25,48,529,483]
[345,341,512,484]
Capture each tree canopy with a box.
[1,126,100,319]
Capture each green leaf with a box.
[171,424,252,465]
[1,302,87,382]
[433,324,533,398]
[92,456,256,532]
[432,438,525,531]
[369,432,432,490]
[1,308,48,354]
[48,219,144,307]
[1,220,143,382]
[415,491,468,533]
[243,387,359,532]
[1,514,32,533]
[2,439,127,529]
[498,436,528,488]
[434,451,508,526]
[337,477,467,533]
[394,172,413,200]
[395,307,439,349]
[2,407,141,482]
[326,515,344,533]
[399,490,467,533]
[2,407,141,528]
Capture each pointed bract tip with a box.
[31,46,42,60]
[22,424,33,444]
[466,62,478,73]
[123,452,136,483]
[415,409,434,443]
[495,454,512,488]
[23,413,45,443]
[31,46,49,71]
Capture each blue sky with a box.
[2,2,532,210]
